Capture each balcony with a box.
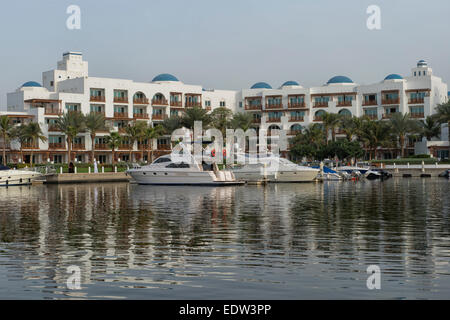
[288,102,306,109]
[138,144,149,151]
[170,100,182,107]
[381,98,400,105]
[408,98,424,104]
[410,113,425,119]
[313,102,329,108]
[157,144,171,150]
[118,127,127,134]
[133,113,149,119]
[22,142,39,149]
[133,97,149,105]
[114,112,129,119]
[245,104,262,110]
[362,100,378,106]
[337,101,353,107]
[252,118,261,124]
[114,96,128,104]
[266,118,281,123]
[382,113,400,119]
[95,143,108,150]
[0,142,11,149]
[90,96,105,103]
[152,114,168,121]
[289,116,304,122]
[48,125,60,132]
[118,144,132,150]
[72,143,85,150]
[44,109,62,116]
[287,130,302,136]
[364,114,378,120]
[185,101,201,108]
[265,104,283,109]
[49,142,65,150]
[313,117,323,122]
[91,111,106,117]
[152,98,169,106]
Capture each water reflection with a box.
[0,179,449,299]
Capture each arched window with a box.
[338,109,352,117]
[315,110,325,121]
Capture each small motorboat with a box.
[364,170,382,180]
[0,165,43,186]
[438,169,450,178]
[312,165,343,181]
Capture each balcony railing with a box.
[288,102,306,109]
[170,100,182,107]
[133,97,149,104]
[410,113,425,118]
[313,117,323,122]
[138,144,149,151]
[265,104,283,109]
[22,142,39,149]
[382,113,400,119]
[0,143,11,149]
[266,118,281,123]
[152,114,167,121]
[252,118,261,124]
[72,143,85,150]
[95,143,108,150]
[118,127,127,133]
[364,114,378,120]
[114,96,128,103]
[245,104,262,110]
[114,112,129,118]
[49,143,65,149]
[362,100,377,106]
[44,109,62,116]
[408,98,424,104]
[48,125,60,132]
[118,144,132,150]
[185,101,201,108]
[152,98,169,106]
[133,113,149,119]
[90,111,105,116]
[287,130,302,136]
[337,101,353,107]
[289,116,304,122]
[313,102,329,108]
[90,96,105,102]
[381,98,400,105]
[157,144,171,150]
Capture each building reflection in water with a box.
[0,179,449,299]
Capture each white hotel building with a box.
[0,52,448,163]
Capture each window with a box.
[154,158,171,164]
[166,162,190,168]
[418,71,421,76]
[66,103,80,112]
[50,81,54,87]
[414,72,417,76]
[239,102,243,108]
[205,100,211,107]
[423,71,427,76]
[219,101,226,107]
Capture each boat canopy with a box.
[0,165,10,171]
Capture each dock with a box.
[44,172,131,184]
[382,164,450,178]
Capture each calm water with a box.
[0,179,449,300]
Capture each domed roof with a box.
[384,74,403,81]
[281,81,300,87]
[327,76,354,84]
[417,59,428,67]
[152,73,179,82]
[21,81,42,88]
[251,82,272,89]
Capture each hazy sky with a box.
[1,0,449,106]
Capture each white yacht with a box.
[231,154,319,183]
[0,165,43,186]
[127,154,244,186]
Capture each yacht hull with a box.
[0,171,42,186]
[128,170,243,186]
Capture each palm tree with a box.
[420,116,441,141]
[142,125,165,162]
[0,115,14,165]
[9,125,27,164]
[105,131,122,165]
[161,115,183,135]
[389,113,421,158]
[181,107,212,130]
[340,116,363,142]
[360,120,392,160]
[211,107,233,138]
[321,112,341,143]
[124,121,146,162]
[55,111,85,163]
[230,112,254,132]
[435,102,450,154]
[84,112,107,163]
[23,122,47,166]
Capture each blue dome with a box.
[251,82,272,89]
[21,81,42,88]
[281,81,299,87]
[327,76,353,84]
[417,59,428,67]
[152,73,179,82]
[384,74,403,80]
